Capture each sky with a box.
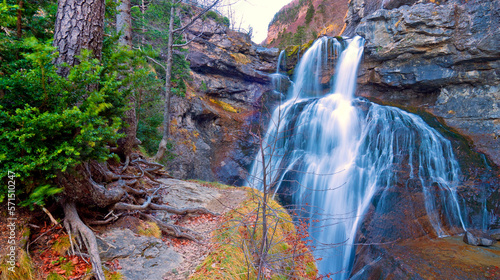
[219,0,295,44]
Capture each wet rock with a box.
[351,236,500,279]
[382,0,419,10]
[463,230,497,247]
[463,231,480,246]
[254,46,280,63]
[97,228,182,280]
[345,0,500,277]
[489,229,500,241]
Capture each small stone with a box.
[463,231,479,246]
[478,238,495,247]
[144,246,160,258]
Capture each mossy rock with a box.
[190,186,318,279]
[230,53,252,65]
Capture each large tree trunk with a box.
[117,0,138,157]
[53,0,106,76]
[53,1,107,279]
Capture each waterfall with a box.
[248,36,466,278]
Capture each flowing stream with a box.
[248,36,466,278]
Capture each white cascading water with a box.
[248,36,466,278]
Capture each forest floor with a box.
[0,180,248,280]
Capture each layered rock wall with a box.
[165,19,279,185]
[349,0,499,166]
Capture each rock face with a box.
[165,20,279,185]
[351,0,500,166]
[345,0,500,234]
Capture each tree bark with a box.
[53,0,106,76]
[116,0,132,46]
[117,0,138,157]
[53,1,107,278]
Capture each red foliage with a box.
[31,225,92,279]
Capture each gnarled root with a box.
[59,157,216,279]
[62,200,105,280]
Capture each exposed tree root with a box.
[63,200,105,280]
[57,156,217,280]
[149,202,218,216]
[120,155,130,174]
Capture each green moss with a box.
[60,261,75,277]
[137,221,162,238]
[52,235,72,255]
[0,250,36,280]
[286,45,300,57]
[188,180,233,190]
[104,269,124,280]
[46,273,66,280]
[190,187,317,279]
[285,39,314,58]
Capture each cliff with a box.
[344,0,500,167]
[265,0,349,47]
[164,17,280,186]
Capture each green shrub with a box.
[0,38,126,207]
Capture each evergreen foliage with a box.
[131,0,192,158]
[269,0,310,27]
[0,39,126,207]
[0,0,218,207]
[305,2,315,24]
[0,0,162,207]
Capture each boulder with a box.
[157,179,221,209]
[97,228,182,280]
[463,230,497,247]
